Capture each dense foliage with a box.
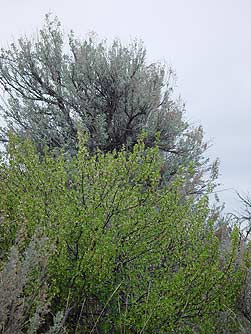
[0,135,244,333]
[0,15,249,334]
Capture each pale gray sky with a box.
[0,0,250,211]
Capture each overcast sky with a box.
[0,0,250,212]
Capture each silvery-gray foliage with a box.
[0,231,51,334]
[0,15,215,191]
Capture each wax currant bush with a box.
[0,134,245,333]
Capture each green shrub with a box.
[0,135,244,333]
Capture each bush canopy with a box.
[0,134,244,333]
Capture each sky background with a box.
[0,0,250,212]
